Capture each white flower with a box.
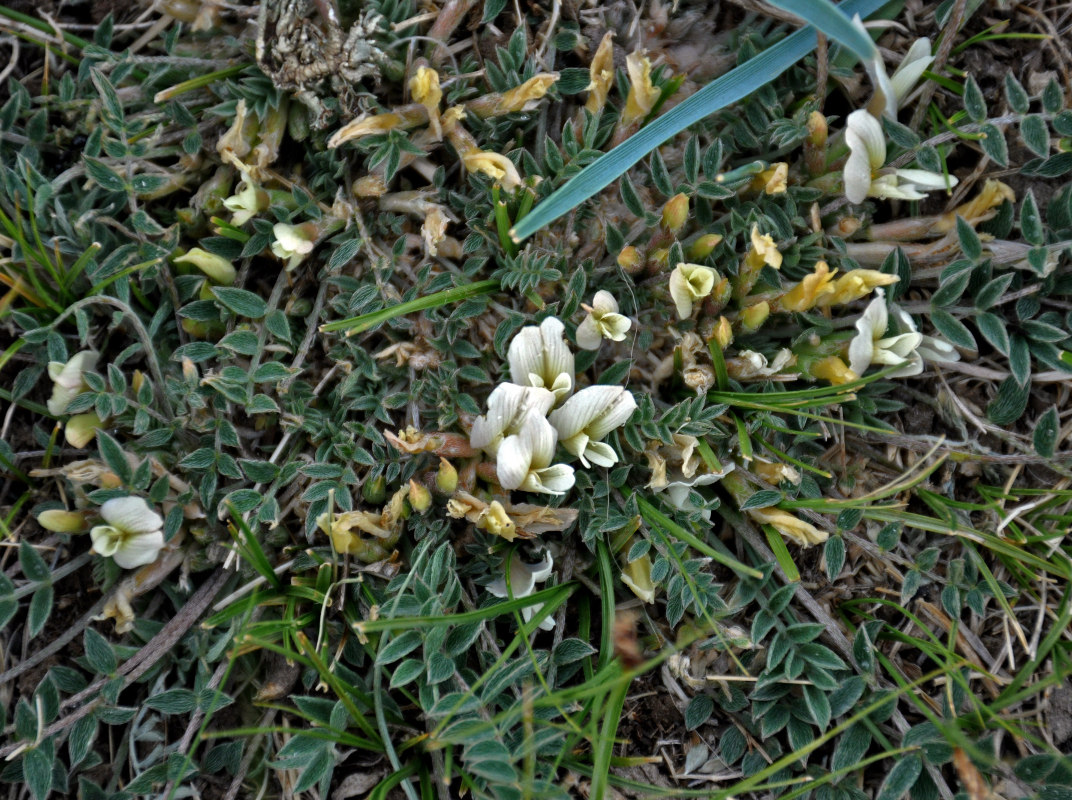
[576,291,631,350]
[669,262,716,319]
[47,351,98,416]
[271,222,317,271]
[496,412,575,495]
[508,317,575,403]
[548,385,637,468]
[89,497,165,569]
[848,289,923,378]
[470,383,556,457]
[731,349,795,379]
[844,110,956,204]
[891,305,962,365]
[889,38,934,110]
[852,16,932,120]
[646,435,735,518]
[223,172,267,226]
[486,550,555,630]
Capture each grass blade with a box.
[510,0,888,241]
[766,0,878,62]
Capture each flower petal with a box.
[90,525,121,557]
[575,315,603,351]
[112,530,165,569]
[496,432,532,490]
[101,497,163,535]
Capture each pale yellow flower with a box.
[748,507,828,547]
[669,262,716,319]
[410,66,443,139]
[621,554,656,603]
[271,222,317,271]
[622,52,658,126]
[816,269,898,307]
[497,74,559,114]
[745,225,782,271]
[780,261,837,312]
[174,247,236,285]
[65,412,103,448]
[328,112,405,148]
[463,150,523,192]
[811,356,857,386]
[585,32,615,113]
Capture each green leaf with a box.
[28,586,53,638]
[979,123,1008,167]
[68,714,97,768]
[832,723,872,772]
[83,628,117,675]
[802,683,831,730]
[823,535,845,580]
[930,269,971,307]
[1033,406,1059,458]
[145,689,198,714]
[930,310,976,350]
[19,540,50,583]
[684,693,713,730]
[876,752,922,800]
[963,74,986,123]
[976,311,1010,355]
[1020,115,1050,157]
[1021,189,1044,245]
[390,659,424,689]
[83,157,126,192]
[23,747,53,800]
[955,215,981,261]
[510,0,889,241]
[1004,73,1029,114]
[553,638,597,665]
[481,0,506,23]
[741,489,783,510]
[987,376,1029,425]
[376,630,423,665]
[212,287,268,319]
[1042,78,1063,113]
[96,430,132,484]
[1009,335,1030,385]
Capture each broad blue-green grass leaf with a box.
[511,0,887,241]
[766,0,878,62]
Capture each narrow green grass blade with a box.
[766,0,878,62]
[510,0,888,241]
[320,279,499,335]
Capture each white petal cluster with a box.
[508,317,575,403]
[668,263,716,319]
[549,386,637,468]
[47,351,98,416]
[853,15,934,120]
[89,497,165,570]
[576,291,631,350]
[271,223,316,271]
[844,110,956,204]
[847,289,960,378]
[486,551,555,630]
[471,316,637,496]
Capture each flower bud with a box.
[804,111,828,176]
[363,475,387,504]
[617,246,641,273]
[712,316,734,350]
[65,412,102,448]
[408,480,432,513]
[687,233,722,260]
[176,247,237,285]
[661,193,689,233]
[810,356,857,386]
[37,509,88,533]
[435,458,458,494]
[739,301,770,332]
